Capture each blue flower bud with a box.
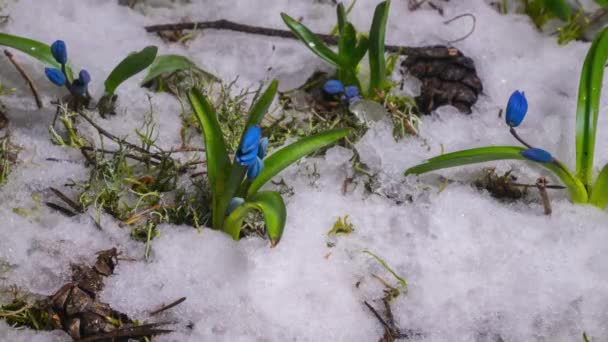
[239,126,262,153]
[45,67,66,86]
[258,137,268,159]
[520,148,553,163]
[226,197,245,215]
[506,90,527,127]
[79,69,91,85]
[71,79,88,96]
[246,157,264,180]
[322,79,344,95]
[344,85,359,99]
[235,150,258,166]
[50,40,67,65]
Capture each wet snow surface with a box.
[1,0,608,341]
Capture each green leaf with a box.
[187,88,231,229]
[595,0,608,7]
[575,27,608,189]
[140,54,218,86]
[245,80,279,128]
[589,163,608,208]
[248,128,350,196]
[0,33,72,77]
[404,146,588,203]
[330,0,358,35]
[353,35,369,67]
[281,13,344,67]
[104,46,158,95]
[337,23,360,86]
[362,249,407,289]
[337,3,347,35]
[368,0,390,96]
[223,191,287,246]
[544,0,571,21]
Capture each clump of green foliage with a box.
[327,215,354,236]
[0,134,18,185]
[282,1,391,98]
[188,80,350,246]
[405,27,608,209]
[503,0,608,45]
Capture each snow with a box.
[0,0,607,341]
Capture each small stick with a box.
[144,19,462,57]
[77,111,160,158]
[50,187,84,213]
[536,177,552,215]
[45,202,78,217]
[80,146,161,165]
[444,13,476,44]
[364,301,395,336]
[4,50,43,109]
[511,182,566,190]
[149,297,187,316]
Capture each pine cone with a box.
[401,45,483,114]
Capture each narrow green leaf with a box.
[595,0,608,7]
[368,0,390,96]
[140,54,218,86]
[576,27,608,189]
[544,0,571,21]
[404,146,588,203]
[0,33,72,76]
[248,128,350,196]
[245,80,279,128]
[353,35,369,67]
[187,88,231,229]
[104,46,158,95]
[223,191,287,246]
[337,3,347,34]
[330,0,358,35]
[281,13,344,67]
[337,23,360,86]
[362,250,407,289]
[589,163,608,208]
[339,22,358,64]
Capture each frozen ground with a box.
[0,0,607,341]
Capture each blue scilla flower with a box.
[45,67,66,86]
[246,157,264,180]
[323,79,344,95]
[79,69,91,85]
[258,137,268,159]
[50,40,67,65]
[344,85,359,99]
[71,69,91,96]
[342,85,361,104]
[506,90,527,127]
[226,197,245,215]
[235,126,262,166]
[520,148,553,163]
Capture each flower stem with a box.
[509,127,533,149]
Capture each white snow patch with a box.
[0,0,606,341]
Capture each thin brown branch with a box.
[80,146,161,165]
[149,297,187,316]
[4,50,43,109]
[50,186,84,213]
[77,111,160,158]
[536,177,552,216]
[444,13,476,44]
[144,19,454,56]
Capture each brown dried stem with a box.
[4,50,42,109]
